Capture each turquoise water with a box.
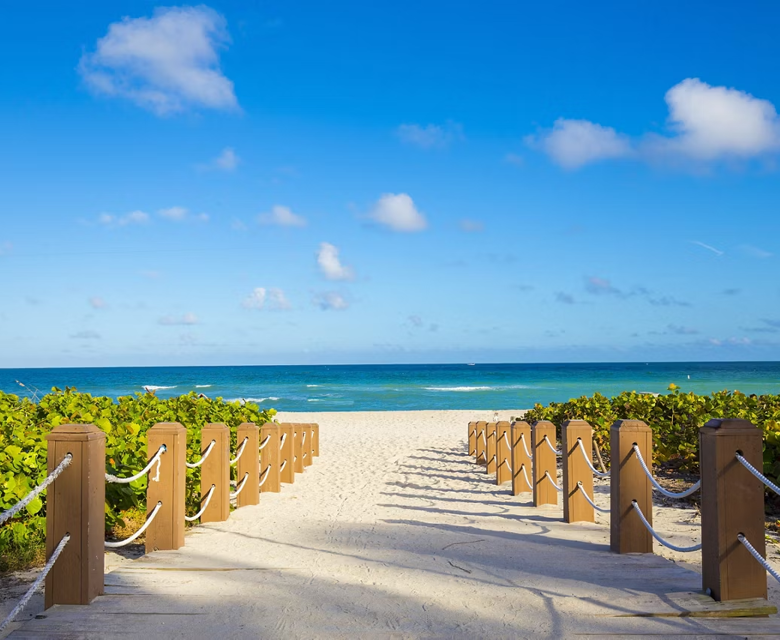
[1,362,779,411]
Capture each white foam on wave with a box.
[225,397,280,404]
[195,384,212,388]
[424,386,493,392]
[307,398,321,402]
[143,385,176,391]
[306,384,320,388]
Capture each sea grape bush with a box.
[522,385,780,484]
[0,388,274,571]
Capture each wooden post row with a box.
[260,422,281,493]
[495,422,512,485]
[237,422,260,507]
[511,421,532,495]
[485,422,497,475]
[146,422,186,553]
[532,421,557,507]
[45,424,106,608]
[561,420,594,524]
[475,421,487,465]
[610,420,652,553]
[200,423,230,523]
[279,423,295,484]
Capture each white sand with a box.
[4,409,779,639]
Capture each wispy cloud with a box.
[79,6,238,115]
[89,297,107,310]
[368,193,427,232]
[691,240,724,256]
[70,330,101,340]
[98,211,150,226]
[585,276,624,297]
[396,121,463,149]
[317,242,355,281]
[555,292,576,305]
[259,205,307,228]
[667,324,699,335]
[241,287,291,311]
[158,313,199,326]
[647,295,692,307]
[739,244,773,259]
[459,219,484,233]
[313,291,349,310]
[159,206,188,221]
[214,147,239,170]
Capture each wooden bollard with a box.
[293,424,305,473]
[302,424,313,468]
[610,419,653,554]
[511,421,532,495]
[532,421,557,507]
[259,422,281,493]
[475,421,487,465]
[146,422,186,552]
[200,423,230,523]
[44,424,105,608]
[312,423,320,457]
[495,422,512,485]
[468,421,477,457]
[236,423,260,507]
[279,423,295,484]
[562,420,594,524]
[485,422,497,474]
[700,419,767,601]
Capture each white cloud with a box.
[79,6,238,115]
[532,78,780,169]
[159,312,198,325]
[242,287,291,310]
[691,240,724,256]
[98,210,150,226]
[739,244,773,259]
[259,205,307,228]
[317,242,354,281]
[313,291,349,310]
[396,121,463,149]
[369,193,427,232]
[159,206,188,221]
[214,147,239,170]
[89,296,107,309]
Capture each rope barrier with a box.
[230,473,250,499]
[544,471,562,492]
[481,430,487,447]
[280,459,288,472]
[577,439,610,478]
[542,435,561,456]
[302,431,307,446]
[105,501,163,548]
[520,463,532,489]
[259,434,271,450]
[501,458,512,473]
[0,454,72,526]
[519,433,533,459]
[736,453,780,496]
[738,533,780,584]
[185,485,216,522]
[230,437,249,466]
[500,431,510,448]
[631,500,702,552]
[576,482,610,512]
[105,446,166,484]
[279,433,287,450]
[185,440,216,469]
[0,533,70,635]
[259,465,271,487]
[632,445,701,498]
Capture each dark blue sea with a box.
[1,362,779,411]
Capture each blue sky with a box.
[1,1,779,367]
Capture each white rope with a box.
[488,431,496,439]
[230,437,249,466]
[577,439,610,478]
[230,473,249,499]
[302,431,307,446]
[542,435,561,456]
[576,482,610,512]
[0,454,72,526]
[738,533,780,584]
[519,433,533,459]
[736,453,780,496]
[501,458,512,473]
[259,435,271,450]
[500,431,510,449]
[487,454,496,466]
[280,459,288,472]
[545,470,562,492]
[185,485,216,522]
[279,433,287,450]
[105,501,163,548]
[632,445,701,498]
[0,533,70,634]
[519,464,532,489]
[105,446,165,484]
[481,430,487,447]
[185,440,216,469]
[631,500,702,552]
[259,465,272,487]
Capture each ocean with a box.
[1,362,779,411]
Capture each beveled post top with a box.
[610,419,650,432]
[148,421,187,434]
[561,419,591,429]
[701,418,759,434]
[511,420,531,428]
[202,422,229,432]
[238,421,258,430]
[46,423,105,441]
[260,421,280,431]
[532,420,556,429]
[496,420,510,428]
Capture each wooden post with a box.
[511,421,532,495]
[475,421,487,465]
[236,423,260,508]
[485,422,497,474]
[610,419,653,554]
[200,423,230,523]
[302,424,313,468]
[259,422,281,493]
[146,422,186,553]
[293,423,305,473]
[44,424,105,608]
[468,421,477,457]
[700,419,767,601]
[562,420,594,524]
[496,422,512,485]
[532,421,557,507]
[279,423,295,484]
[312,423,320,457]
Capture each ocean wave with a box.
[225,397,280,404]
[306,384,320,387]
[424,386,493,392]
[143,385,177,391]
[307,398,321,402]
[195,384,212,388]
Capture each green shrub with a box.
[0,388,274,572]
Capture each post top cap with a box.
[610,419,650,431]
[562,419,592,428]
[532,420,556,428]
[202,422,229,431]
[701,418,757,432]
[475,420,487,426]
[496,420,511,427]
[148,421,186,433]
[46,423,106,441]
[511,420,530,427]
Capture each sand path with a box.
[5,410,780,639]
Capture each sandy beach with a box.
[3,409,780,639]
